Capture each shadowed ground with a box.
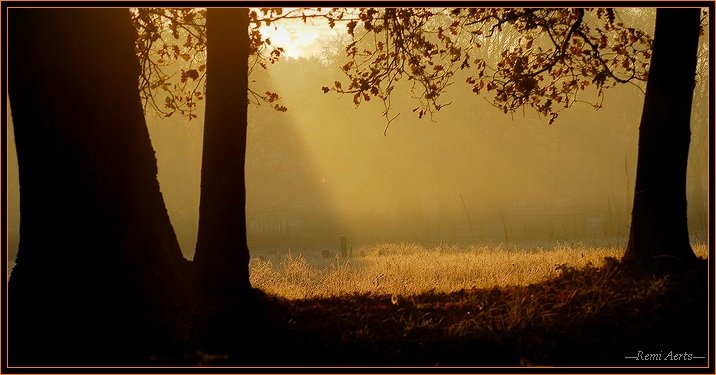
[148,256,709,368]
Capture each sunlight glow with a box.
[260,22,322,59]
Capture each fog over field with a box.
[6,10,709,262]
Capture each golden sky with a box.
[258,8,346,59]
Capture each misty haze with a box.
[9,13,708,261]
[5,7,710,368]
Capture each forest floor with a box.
[154,256,711,368]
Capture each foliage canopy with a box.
[319,8,653,126]
[131,7,288,118]
[132,7,658,126]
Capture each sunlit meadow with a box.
[250,240,710,299]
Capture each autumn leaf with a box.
[525,38,533,49]
[347,20,357,35]
[180,69,200,83]
[265,91,280,102]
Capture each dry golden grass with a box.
[250,241,709,299]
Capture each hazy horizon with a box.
[5,9,710,261]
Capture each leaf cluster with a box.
[132,8,207,119]
[131,7,291,119]
[322,8,654,126]
[322,8,461,131]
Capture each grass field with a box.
[215,239,710,366]
[249,240,710,299]
[5,239,710,366]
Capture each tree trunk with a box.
[8,9,189,365]
[194,8,252,302]
[623,8,700,269]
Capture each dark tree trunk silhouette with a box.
[194,8,251,302]
[623,8,700,269]
[8,9,189,365]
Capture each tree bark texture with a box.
[623,8,700,268]
[8,8,189,365]
[194,8,252,300]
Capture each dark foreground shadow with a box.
[7,258,709,369]
[155,258,709,368]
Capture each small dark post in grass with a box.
[340,235,348,257]
[499,210,509,250]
